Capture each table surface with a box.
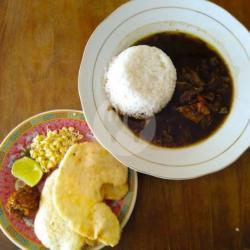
[0,0,250,249]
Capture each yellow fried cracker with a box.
[53,142,128,247]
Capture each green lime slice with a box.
[11,157,43,187]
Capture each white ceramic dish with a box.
[78,0,250,179]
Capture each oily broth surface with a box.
[119,32,233,148]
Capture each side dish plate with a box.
[0,110,138,250]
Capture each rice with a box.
[105,45,177,118]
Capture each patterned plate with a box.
[0,110,138,250]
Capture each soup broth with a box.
[119,32,233,148]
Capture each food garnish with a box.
[11,157,43,187]
[6,185,40,219]
[30,127,83,172]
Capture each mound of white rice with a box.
[105,45,177,118]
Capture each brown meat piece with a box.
[176,81,192,91]
[177,96,211,124]
[177,105,204,123]
[204,92,215,102]
[6,185,40,219]
[180,68,204,90]
[179,90,199,104]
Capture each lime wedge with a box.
[11,157,43,187]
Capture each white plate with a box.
[78,0,250,179]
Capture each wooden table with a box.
[0,1,250,249]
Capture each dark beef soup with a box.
[119,32,233,148]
